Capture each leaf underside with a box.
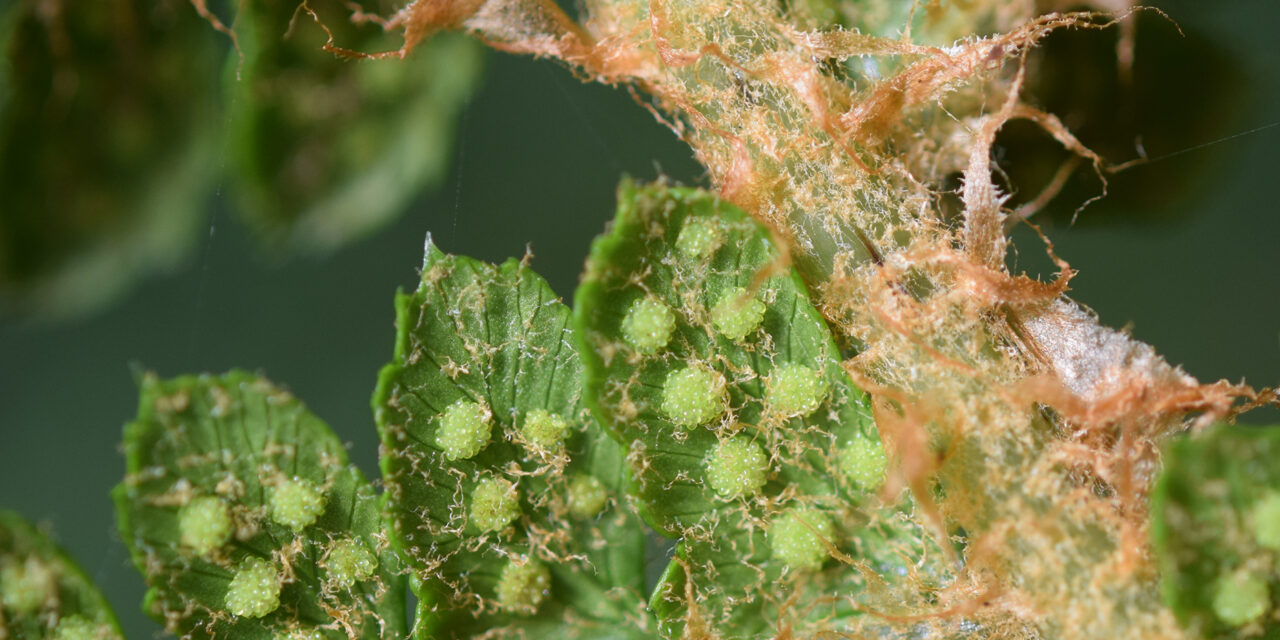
[0,510,123,639]
[115,371,405,640]
[1152,424,1280,638]
[373,242,652,639]
[574,182,944,638]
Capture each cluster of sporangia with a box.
[173,478,373,618]
[426,400,607,612]
[618,215,886,543]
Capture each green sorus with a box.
[436,399,493,461]
[661,365,727,428]
[621,296,677,354]
[1212,570,1270,627]
[323,538,377,588]
[269,477,326,532]
[470,476,521,532]
[566,474,608,518]
[838,434,888,491]
[675,218,721,259]
[705,436,769,498]
[0,556,55,614]
[765,363,827,418]
[1252,491,1280,551]
[52,615,118,640]
[768,506,835,571]
[710,287,766,341]
[177,495,232,556]
[521,409,569,451]
[495,557,550,615]
[280,628,327,640]
[225,556,282,618]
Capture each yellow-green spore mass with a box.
[661,366,727,428]
[768,506,835,571]
[435,400,493,461]
[1212,570,1270,627]
[52,616,95,640]
[711,287,766,341]
[1252,491,1280,551]
[706,436,769,498]
[269,477,326,531]
[280,629,326,640]
[53,615,118,640]
[676,218,721,259]
[567,474,608,518]
[324,538,377,588]
[621,296,676,354]
[521,409,569,451]
[766,363,827,418]
[178,495,232,556]
[0,557,55,614]
[470,476,521,532]
[838,435,888,490]
[225,557,282,618]
[495,557,550,615]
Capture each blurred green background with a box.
[1,0,1277,637]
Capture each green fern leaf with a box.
[373,242,653,638]
[0,510,123,639]
[1152,424,1280,637]
[574,181,944,638]
[114,371,405,639]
